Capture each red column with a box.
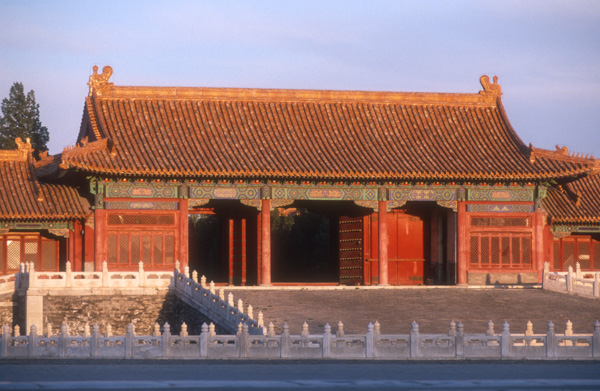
[261,199,271,286]
[535,209,545,283]
[457,201,468,285]
[179,199,189,269]
[94,208,106,272]
[378,200,389,286]
[73,220,83,272]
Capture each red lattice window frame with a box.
[0,234,59,274]
[467,213,534,270]
[553,236,600,271]
[105,212,178,269]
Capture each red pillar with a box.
[94,208,106,271]
[73,220,83,272]
[261,199,271,286]
[535,209,545,283]
[378,200,389,286]
[178,199,189,269]
[457,201,468,285]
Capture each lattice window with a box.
[119,235,129,264]
[153,236,163,264]
[577,241,591,269]
[553,240,560,270]
[24,241,38,266]
[6,239,20,270]
[108,234,118,263]
[41,240,56,271]
[0,241,4,272]
[165,235,175,264]
[594,241,600,270]
[142,236,152,262]
[471,217,529,227]
[108,214,175,226]
[562,240,575,269]
[470,232,532,268]
[131,235,140,263]
[469,236,479,264]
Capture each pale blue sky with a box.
[1,0,599,157]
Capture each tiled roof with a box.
[60,66,598,182]
[0,140,88,221]
[544,172,600,225]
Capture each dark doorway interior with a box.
[188,214,225,282]
[271,207,336,282]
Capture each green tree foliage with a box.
[0,82,49,156]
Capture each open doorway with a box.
[188,213,224,282]
[271,207,336,283]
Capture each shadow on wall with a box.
[155,292,228,335]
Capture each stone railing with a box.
[0,273,17,296]
[11,261,264,337]
[173,266,264,335]
[543,262,600,299]
[1,319,599,360]
[18,261,173,291]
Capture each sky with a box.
[0,0,599,157]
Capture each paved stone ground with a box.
[227,288,600,335]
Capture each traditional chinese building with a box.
[0,138,88,275]
[1,66,598,285]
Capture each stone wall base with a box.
[467,272,539,285]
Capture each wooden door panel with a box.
[339,216,364,284]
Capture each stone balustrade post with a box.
[322,323,331,358]
[410,321,419,358]
[84,323,90,338]
[102,261,108,287]
[366,322,374,358]
[180,322,188,337]
[1,325,9,358]
[448,320,456,337]
[501,322,510,358]
[575,262,582,279]
[543,262,550,289]
[125,323,134,359]
[567,266,574,293]
[91,324,100,358]
[28,325,37,357]
[374,321,381,337]
[237,299,244,314]
[46,323,53,338]
[546,321,555,358]
[28,262,35,288]
[280,323,290,358]
[175,260,180,274]
[336,321,345,338]
[106,323,113,337]
[219,288,225,301]
[486,321,495,336]
[247,305,253,320]
[66,261,72,288]
[239,324,249,358]
[209,281,215,295]
[268,322,275,338]
[200,323,208,358]
[593,321,600,358]
[209,323,216,337]
[153,323,161,337]
[162,323,171,358]
[184,265,190,279]
[301,322,309,338]
[14,325,20,337]
[59,323,68,358]
[192,270,198,284]
[138,262,145,287]
[228,292,234,307]
[594,274,600,298]
[200,275,207,289]
[455,322,464,358]
[525,321,534,336]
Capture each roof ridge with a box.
[87,65,502,107]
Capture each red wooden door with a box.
[338,216,364,284]
[388,211,426,285]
